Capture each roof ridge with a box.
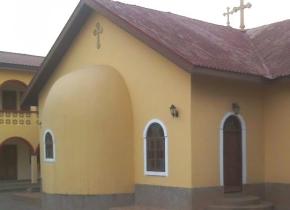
[111,0,290,32]
[247,19,290,31]
[96,0,242,31]
[243,34,272,79]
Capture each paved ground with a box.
[0,191,41,210]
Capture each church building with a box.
[8,0,290,209]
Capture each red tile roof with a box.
[247,20,290,78]
[22,0,290,106]
[89,0,269,77]
[89,0,290,79]
[0,51,44,71]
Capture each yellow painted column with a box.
[30,155,38,184]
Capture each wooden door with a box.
[0,145,17,180]
[223,115,242,193]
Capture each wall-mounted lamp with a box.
[232,103,240,115]
[170,105,179,118]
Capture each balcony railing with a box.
[0,111,38,126]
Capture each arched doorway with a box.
[222,115,243,193]
[0,137,33,181]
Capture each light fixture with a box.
[170,105,179,118]
[232,103,240,115]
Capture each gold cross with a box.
[223,7,234,27]
[231,0,252,31]
[93,22,103,49]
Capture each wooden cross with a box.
[223,7,233,27]
[93,22,103,49]
[231,0,252,31]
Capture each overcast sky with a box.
[0,0,289,56]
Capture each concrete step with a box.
[0,181,40,192]
[110,205,167,210]
[215,195,261,206]
[207,201,274,210]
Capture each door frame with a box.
[219,112,247,187]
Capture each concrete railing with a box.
[0,111,38,126]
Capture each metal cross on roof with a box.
[231,0,252,31]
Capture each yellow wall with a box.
[264,81,290,183]
[41,67,134,195]
[0,69,33,85]
[39,12,192,194]
[0,112,39,149]
[191,75,265,187]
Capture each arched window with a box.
[0,80,28,111]
[144,119,168,176]
[44,130,55,162]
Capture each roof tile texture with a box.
[91,0,290,78]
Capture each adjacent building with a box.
[0,51,43,184]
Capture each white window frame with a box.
[219,112,247,186]
[43,129,56,162]
[143,119,168,177]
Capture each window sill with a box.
[44,158,55,163]
[144,171,168,177]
